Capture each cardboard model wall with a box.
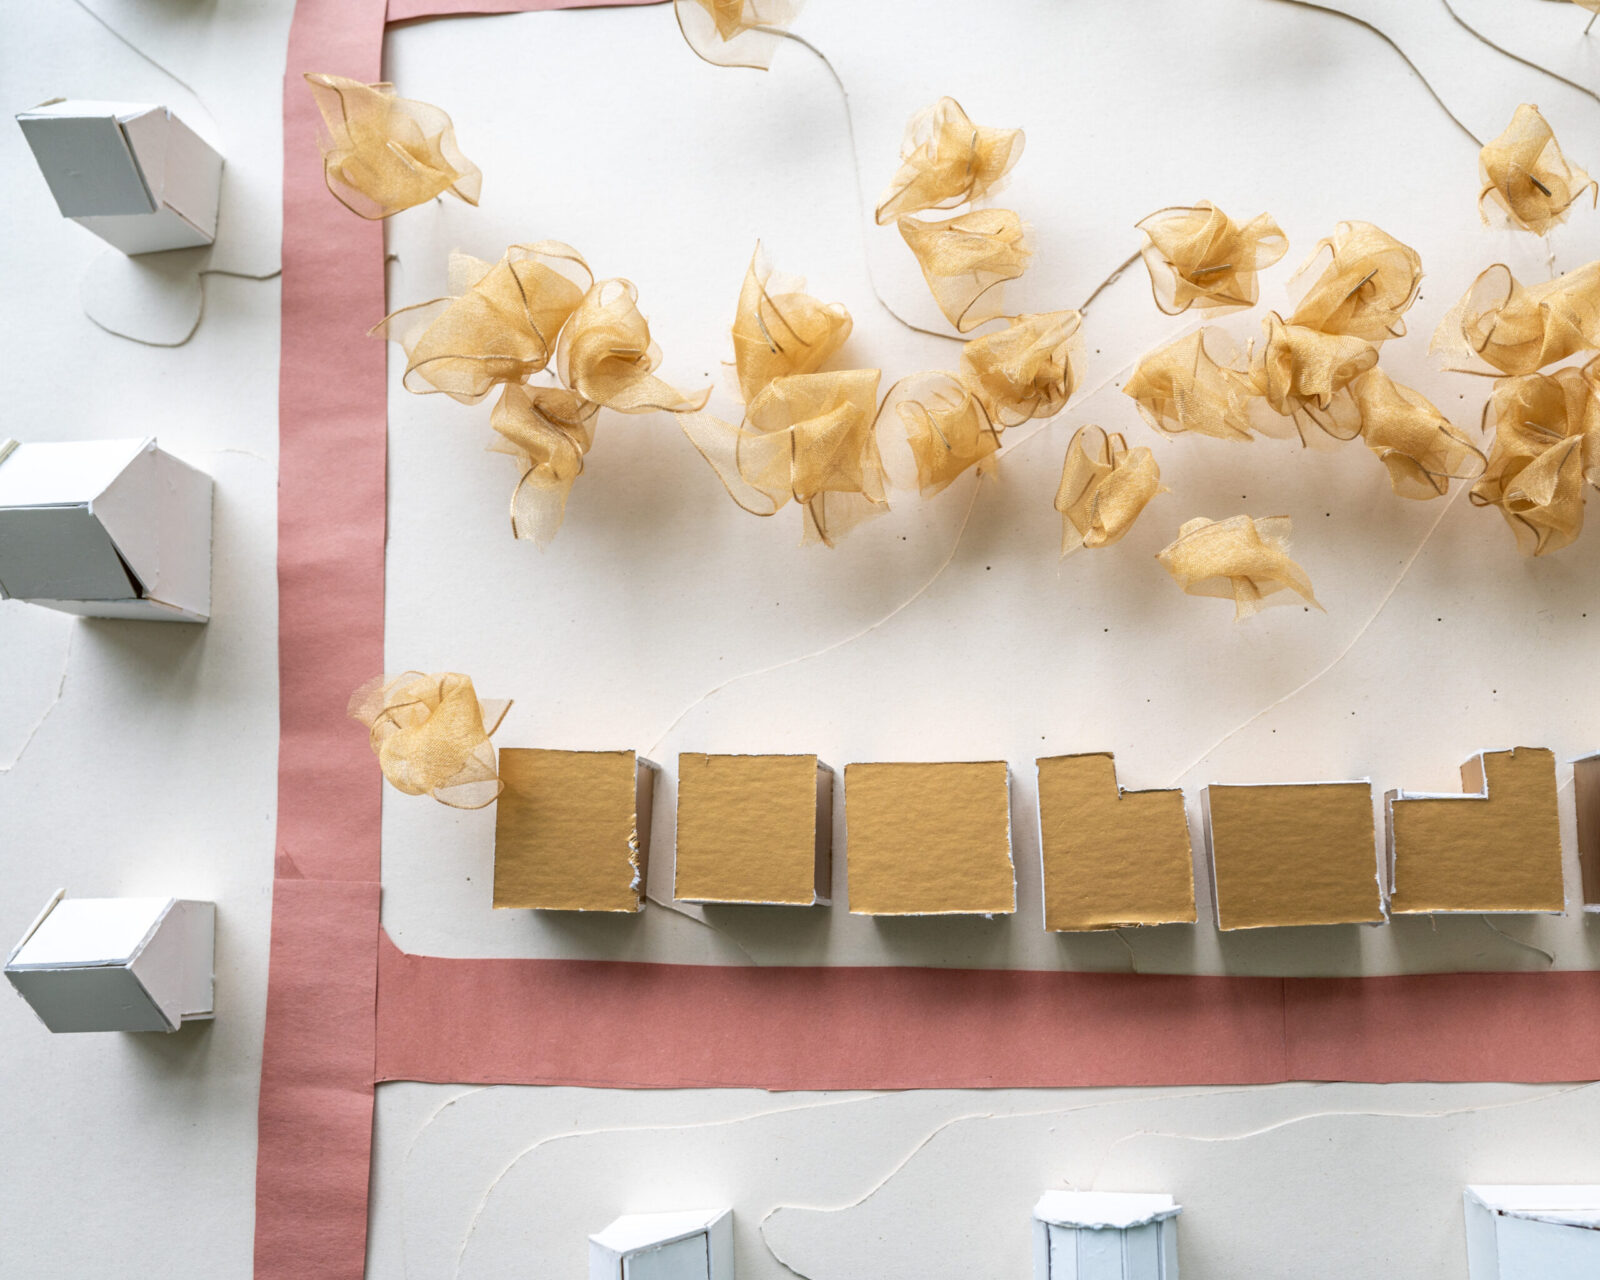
[493,748,658,912]
[674,753,832,905]
[588,1208,733,1280]
[1036,753,1196,931]
[844,761,1015,916]
[16,100,222,254]
[5,892,216,1034]
[1202,781,1385,929]
[1032,1191,1181,1280]
[1464,1186,1600,1280]
[0,438,214,622]
[1387,748,1564,915]
[1578,753,1600,911]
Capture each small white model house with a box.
[1033,1192,1180,1280]
[6,892,216,1034]
[0,438,214,622]
[589,1208,733,1280]
[16,100,222,255]
[1464,1186,1600,1279]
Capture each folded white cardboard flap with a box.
[5,891,216,1034]
[589,1208,733,1280]
[0,437,214,622]
[1033,1192,1181,1280]
[1464,1186,1600,1280]
[15,99,222,254]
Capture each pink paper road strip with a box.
[374,934,1600,1088]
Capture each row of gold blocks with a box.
[492,747,1593,929]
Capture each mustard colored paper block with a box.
[493,748,656,912]
[674,753,832,906]
[845,761,1015,916]
[1388,747,1564,915]
[1203,781,1384,929]
[1037,753,1196,931]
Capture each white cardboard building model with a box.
[16,100,222,255]
[589,1208,733,1280]
[1033,1192,1181,1280]
[1464,1186,1600,1279]
[0,438,214,622]
[5,892,216,1034]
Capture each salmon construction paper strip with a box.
[373,932,1290,1088]
[373,933,1600,1088]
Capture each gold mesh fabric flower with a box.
[305,74,481,220]
[898,209,1031,332]
[558,279,710,414]
[1432,260,1600,376]
[887,372,1002,497]
[375,243,592,404]
[1470,362,1599,555]
[1157,515,1321,620]
[674,0,802,70]
[488,383,599,545]
[1123,329,1258,442]
[680,369,887,545]
[958,310,1080,428]
[875,97,1025,224]
[731,246,852,405]
[1136,201,1288,314]
[1479,104,1596,234]
[1288,221,1423,342]
[1055,425,1165,555]
[1251,312,1378,440]
[1350,369,1485,500]
[348,672,510,809]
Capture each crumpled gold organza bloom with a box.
[1157,515,1322,620]
[348,671,510,809]
[1431,260,1600,376]
[488,383,599,544]
[1123,328,1258,442]
[305,74,481,220]
[1470,362,1599,555]
[1479,104,1596,234]
[674,0,801,70]
[898,210,1031,332]
[1055,425,1165,555]
[558,279,710,414]
[1136,202,1288,314]
[958,310,1081,428]
[1251,311,1378,440]
[875,97,1025,225]
[1288,221,1423,341]
[1350,369,1486,500]
[885,372,1002,496]
[375,243,592,403]
[731,246,852,404]
[681,369,887,545]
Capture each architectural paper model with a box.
[0,437,214,622]
[15,100,222,254]
[1033,1191,1180,1279]
[1464,1186,1600,1280]
[589,1208,733,1280]
[1202,781,1384,929]
[493,748,658,911]
[1036,753,1196,931]
[5,892,216,1034]
[844,761,1015,915]
[674,753,832,905]
[1387,748,1564,915]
